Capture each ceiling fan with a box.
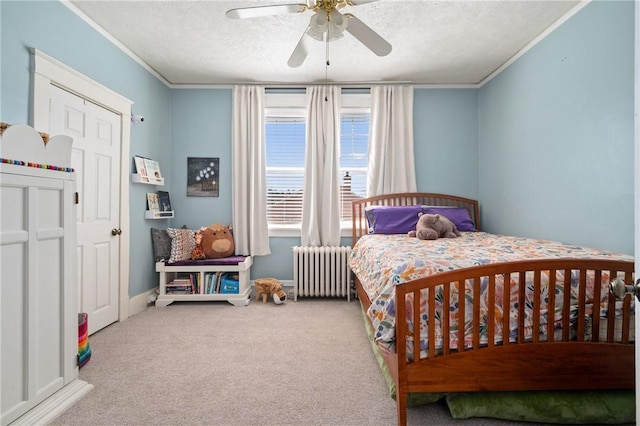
[226,0,392,68]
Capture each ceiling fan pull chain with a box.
[326,30,330,67]
[325,24,330,101]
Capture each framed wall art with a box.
[187,157,219,197]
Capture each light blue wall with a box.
[414,89,479,200]
[169,89,233,228]
[478,0,634,254]
[1,1,173,296]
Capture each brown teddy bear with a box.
[200,224,235,259]
[408,213,460,240]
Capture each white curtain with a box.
[301,86,342,247]
[231,85,271,256]
[367,85,417,196]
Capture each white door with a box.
[49,85,121,335]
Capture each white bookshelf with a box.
[155,257,253,307]
[145,210,175,219]
[132,173,164,185]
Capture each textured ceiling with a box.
[68,0,582,86]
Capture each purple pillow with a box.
[422,207,476,232]
[365,205,423,234]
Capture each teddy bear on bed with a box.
[200,223,235,259]
[408,213,460,240]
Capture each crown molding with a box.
[61,0,172,88]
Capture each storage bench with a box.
[155,256,252,307]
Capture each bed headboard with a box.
[351,192,480,244]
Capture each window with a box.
[265,116,305,225]
[265,92,370,234]
[339,113,369,222]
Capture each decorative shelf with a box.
[132,173,164,185]
[145,210,174,219]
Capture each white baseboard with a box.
[10,379,93,425]
[251,279,293,289]
[128,287,158,316]
[128,282,294,315]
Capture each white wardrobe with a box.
[1,125,92,425]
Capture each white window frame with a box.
[265,92,370,237]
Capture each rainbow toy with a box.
[78,313,91,368]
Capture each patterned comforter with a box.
[349,232,634,357]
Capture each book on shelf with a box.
[166,282,191,288]
[167,277,194,294]
[147,193,160,212]
[166,287,192,294]
[166,285,191,289]
[215,272,223,293]
[144,158,163,183]
[189,273,200,294]
[205,272,219,294]
[157,190,172,212]
[133,156,149,182]
[166,289,192,294]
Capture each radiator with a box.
[293,246,352,301]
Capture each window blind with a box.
[339,113,369,221]
[265,113,370,226]
[265,117,305,224]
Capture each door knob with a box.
[111,228,122,236]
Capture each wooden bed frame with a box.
[351,193,635,426]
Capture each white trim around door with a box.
[31,48,132,323]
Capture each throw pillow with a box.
[422,207,476,232]
[166,228,196,264]
[364,205,423,234]
[150,228,172,262]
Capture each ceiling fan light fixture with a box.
[329,9,347,31]
[306,10,328,41]
[306,9,348,42]
[326,9,347,40]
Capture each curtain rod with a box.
[263,81,412,88]
[169,82,477,89]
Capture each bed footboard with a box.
[393,258,634,425]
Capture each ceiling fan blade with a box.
[344,13,392,57]
[226,3,307,19]
[287,31,312,68]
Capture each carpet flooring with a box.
[49,299,535,426]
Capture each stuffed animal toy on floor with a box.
[408,213,460,240]
[270,280,287,304]
[200,224,235,259]
[255,278,287,304]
